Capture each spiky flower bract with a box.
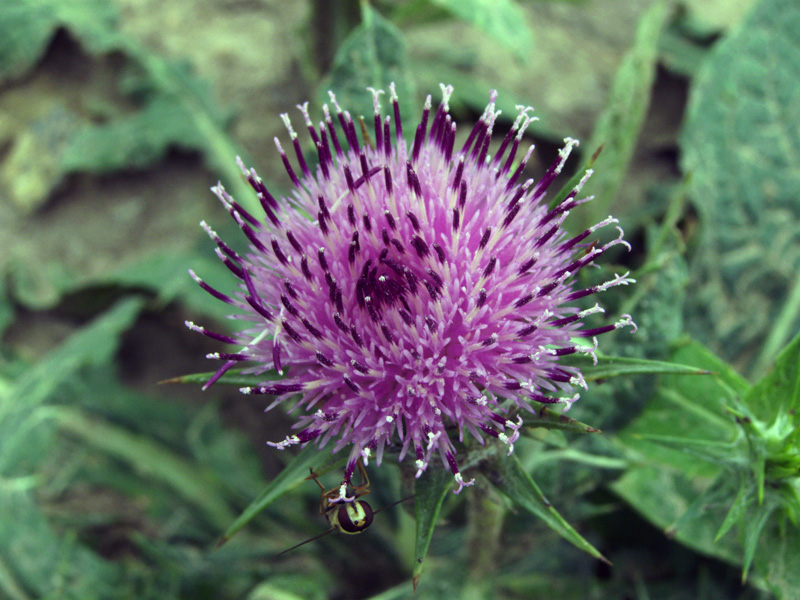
[188,84,635,494]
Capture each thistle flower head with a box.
[189,84,635,493]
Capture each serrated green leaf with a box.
[666,339,751,397]
[481,454,607,562]
[429,0,534,62]
[0,0,119,84]
[579,1,671,231]
[617,341,744,474]
[319,1,415,131]
[681,0,800,368]
[412,467,452,589]
[219,445,347,545]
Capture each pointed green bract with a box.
[616,334,800,588]
[481,454,607,562]
[560,352,714,382]
[164,368,281,388]
[412,467,453,588]
[219,445,346,545]
[523,406,600,435]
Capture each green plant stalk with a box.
[465,479,505,581]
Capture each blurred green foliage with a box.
[0,0,797,598]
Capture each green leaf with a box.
[742,331,800,425]
[412,467,452,590]
[62,96,208,174]
[579,1,671,231]
[715,482,750,542]
[0,298,143,486]
[681,0,760,34]
[741,499,776,582]
[0,0,119,84]
[319,1,415,132]
[523,406,600,434]
[681,0,800,369]
[0,489,121,600]
[2,297,143,411]
[617,340,745,475]
[102,247,237,322]
[481,454,607,562]
[219,445,347,545]
[0,278,13,339]
[44,405,235,530]
[429,0,534,62]
[559,352,713,382]
[611,467,742,567]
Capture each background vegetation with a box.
[1,0,798,598]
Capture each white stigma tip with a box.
[296,101,312,126]
[280,113,297,138]
[367,86,384,114]
[328,90,342,113]
[439,83,454,111]
[616,314,638,333]
[453,473,475,494]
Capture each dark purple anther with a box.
[482,257,497,278]
[406,211,420,232]
[303,318,323,339]
[286,230,303,254]
[271,237,288,265]
[300,255,312,280]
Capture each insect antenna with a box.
[275,527,337,557]
[372,494,415,516]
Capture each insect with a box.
[277,460,412,556]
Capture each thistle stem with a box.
[465,478,506,581]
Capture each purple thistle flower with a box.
[188,84,636,495]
